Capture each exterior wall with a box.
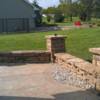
[0,18,30,32]
[0,0,34,18]
[29,18,35,30]
[0,0,35,32]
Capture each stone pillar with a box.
[95,75,100,94]
[89,48,100,66]
[46,34,67,61]
[89,48,100,94]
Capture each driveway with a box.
[0,63,99,100]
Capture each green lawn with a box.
[56,22,73,26]
[42,16,78,26]
[0,27,100,61]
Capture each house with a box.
[0,0,41,32]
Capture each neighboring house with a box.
[0,0,41,32]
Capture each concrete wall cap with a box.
[45,35,67,39]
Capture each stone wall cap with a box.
[0,50,50,54]
[89,48,100,55]
[11,50,50,53]
[45,35,67,39]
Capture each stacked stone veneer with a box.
[0,51,51,63]
[54,53,96,88]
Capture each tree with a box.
[93,0,100,18]
[59,0,81,21]
[42,7,57,15]
[47,15,51,22]
[54,10,64,22]
[42,7,57,23]
[32,0,42,26]
[78,0,94,21]
[59,0,72,4]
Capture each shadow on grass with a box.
[86,59,92,63]
[0,24,60,36]
[0,31,34,36]
[0,89,99,100]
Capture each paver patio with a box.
[0,63,99,100]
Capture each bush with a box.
[80,13,87,21]
[35,11,42,26]
[54,13,64,22]
[96,21,100,27]
[47,15,51,22]
[41,22,57,27]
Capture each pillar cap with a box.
[89,48,100,55]
[46,35,67,39]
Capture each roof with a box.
[24,0,34,8]
[24,0,42,11]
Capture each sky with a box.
[29,0,60,8]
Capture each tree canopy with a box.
[42,0,100,22]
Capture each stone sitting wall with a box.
[0,51,51,63]
[54,53,96,88]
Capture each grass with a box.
[0,27,100,61]
[56,21,73,26]
[66,27,100,61]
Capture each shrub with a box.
[47,15,51,22]
[54,13,64,22]
[97,21,100,27]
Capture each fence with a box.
[0,18,29,33]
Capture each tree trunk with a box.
[70,14,73,21]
